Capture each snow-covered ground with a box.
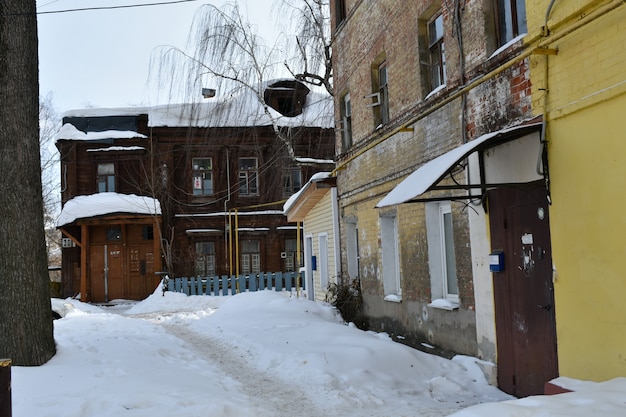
[11,290,626,417]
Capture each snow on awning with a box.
[57,193,161,227]
[376,123,543,208]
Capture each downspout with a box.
[537,0,558,201]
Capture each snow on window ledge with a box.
[488,33,527,60]
[428,298,459,311]
[383,294,402,303]
[425,83,446,100]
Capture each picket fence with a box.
[166,271,304,296]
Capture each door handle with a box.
[537,304,552,311]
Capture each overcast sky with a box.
[36,0,277,115]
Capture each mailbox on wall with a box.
[490,250,505,272]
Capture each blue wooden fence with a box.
[166,272,304,296]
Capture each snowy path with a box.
[140,314,455,417]
[161,322,327,417]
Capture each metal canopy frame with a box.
[379,123,550,209]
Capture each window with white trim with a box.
[318,233,329,289]
[241,240,260,274]
[346,221,359,280]
[192,157,213,196]
[426,201,459,306]
[380,214,401,301]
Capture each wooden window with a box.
[283,167,302,196]
[241,240,260,274]
[192,157,213,196]
[238,158,259,196]
[195,241,216,277]
[97,163,115,193]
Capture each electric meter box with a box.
[489,250,505,272]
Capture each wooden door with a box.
[90,244,124,302]
[488,183,558,397]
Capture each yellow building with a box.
[528,0,626,381]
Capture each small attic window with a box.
[264,80,310,117]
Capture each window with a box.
[346,221,359,280]
[335,0,347,27]
[284,238,301,272]
[241,240,260,274]
[142,226,154,240]
[377,62,390,126]
[427,13,446,91]
[368,59,390,128]
[106,227,121,241]
[495,0,527,46]
[192,158,213,196]
[195,241,216,277]
[426,201,459,305]
[97,163,115,192]
[238,158,259,196]
[380,214,401,300]
[340,92,353,150]
[283,166,302,196]
[318,233,329,289]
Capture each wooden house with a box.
[56,79,335,302]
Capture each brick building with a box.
[330,0,552,396]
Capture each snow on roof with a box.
[295,157,335,165]
[146,87,333,129]
[60,79,334,135]
[57,123,148,141]
[57,193,161,227]
[86,146,146,152]
[283,171,332,214]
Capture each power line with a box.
[31,0,202,15]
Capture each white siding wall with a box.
[303,191,338,302]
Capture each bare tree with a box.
[0,0,57,365]
[279,0,333,96]
[150,1,333,160]
[40,93,62,265]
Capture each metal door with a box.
[488,184,558,397]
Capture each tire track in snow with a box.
[161,322,326,417]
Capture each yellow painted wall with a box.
[529,0,626,380]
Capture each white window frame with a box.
[380,214,401,301]
[318,233,329,290]
[426,201,459,308]
[346,221,359,280]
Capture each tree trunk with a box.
[0,0,57,365]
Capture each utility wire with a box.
[16,0,202,16]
